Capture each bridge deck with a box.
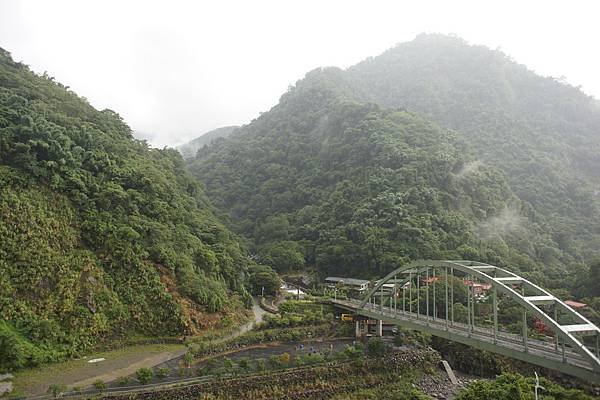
[332,298,600,383]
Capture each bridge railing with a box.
[332,260,600,382]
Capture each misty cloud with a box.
[1,0,599,147]
[454,160,483,179]
[477,207,525,240]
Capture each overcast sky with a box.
[1,0,599,148]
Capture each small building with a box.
[325,277,369,293]
[281,283,307,299]
[375,281,396,293]
[565,300,587,310]
[463,279,492,297]
[423,276,442,285]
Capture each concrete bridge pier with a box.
[376,319,383,337]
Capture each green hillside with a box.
[0,48,250,371]
[347,33,600,264]
[187,36,600,304]
[188,68,550,281]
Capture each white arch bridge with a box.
[330,260,600,384]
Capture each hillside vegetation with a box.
[187,35,600,302]
[0,48,249,371]
[189,68,541,278]
[347,34,600,265]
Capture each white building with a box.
[325,277,370,293]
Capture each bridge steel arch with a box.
[341,260,600,383]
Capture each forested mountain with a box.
[347,34,600,264]
[187,35,599,301]
[0,48,250,371]
[178,126,239,159]
[189,69,542,280]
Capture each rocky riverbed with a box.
[417,369,482,399]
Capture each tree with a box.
[257,241,305,272]
[255,358,266,371]
[247,265,280,296]
[183,351,194,369]
[588,258,600,297]
[0,46,252,373]
[278,352,291,366]
[135,367,153,384]
[366,337,387,357]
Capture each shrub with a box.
[155,367,170,378]
[92,380,107,390]
[455,373,594,400]
[182,351,194,369]
[47,383,66,398]
[269,354,281,369]
[393,332,405,347]
[294,354,305,366]
[306,353,324,364]
[222,357,236,376]
[238,357,250,371]
[367,337,387,357]
[278,352,291,366]
[116,375,130,385]
[344,344,362,359]
[135,367,153,384]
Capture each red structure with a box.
[533,317,553,335]
[423,276,442,284]
[565,300,587,310]
[463,279,492,296]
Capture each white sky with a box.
[1,0,599,148]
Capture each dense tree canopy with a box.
[347,33,600,266]
[456,373,594,400]
[246,265,280,296]
[188,66,553,283]
[188,35,600,306]
[0,48,249,371]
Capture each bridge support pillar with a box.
[376,319,383,337]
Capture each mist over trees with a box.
[1,32,600,376]
[188,35,600,313]
[178,125,240,159]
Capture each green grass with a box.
[10,343,185,397]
